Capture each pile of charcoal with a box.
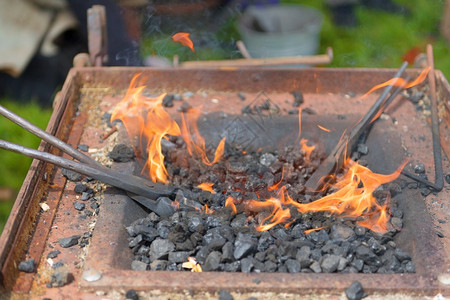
[163,138,325,206]
[124,138,415,274]
[126,204,414,274]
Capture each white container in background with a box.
[238,4,323,59]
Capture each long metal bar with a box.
[343,62,409,153]
[425,44,444,190]
[401,44,444,191]
[0,139,176,200]
[0,104,100,167]
[353,76,411,148]
[305,62,409,192]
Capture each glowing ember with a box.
[113,69,420,237]
[202,204,215,214]
[300,138,315,162]
[298,160,407,233]
[225,196,237,214]
[172,32,195,53]
[304,227,325,234]
[226,160,407,234]
[197,182,216,193]
[297,108,316,163]
[253,187,292,231]
[267,167,284,191]
[317,125,331,132]
[171,200,180,210]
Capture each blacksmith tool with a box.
[400,44,444,191]
[304,62,409,193]
[0,104,181,200]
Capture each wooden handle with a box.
[179,47,333,69]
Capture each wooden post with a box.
[441,0,450,43]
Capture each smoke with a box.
[115,44,142,66]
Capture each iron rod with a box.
[344,61,409,150]
[401,44,444,191]
[426,44,444,191]
[305,62,409,192]
[0,104,100,167]
[0,139,176,200]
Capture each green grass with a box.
[322,1,447,70]
[298,0,449,77]
[0,99,52,232]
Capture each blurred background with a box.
[0,0,448,232]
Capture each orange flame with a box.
[297,108,315,162]
[220,102,404,234]
[111,74,180,183]
[197,182,216,193]
[300,138,315,162]
[172,32,195,53]
[203,204,215,214]
[248,186,292,231]
[293,160,407,233]
[171,200,180,210]
[268,167,284,191]
[112,72,412,236]
[256,201,291,231]
[304,227,325,234]
[356,199,390,233]
[317,125,331,132]
[180,107,226,166]
[225,196,237,214]
[229,160,406,234]
[361,67,430,99]
[111,74,225,182]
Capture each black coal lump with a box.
[291,91,304,107]
[445,174,450,184]
[73,202,85,211]
[177,101,192,112]
[125,289,139,300]
[108,144,135,162]
[74,182,87,194]
[203,251,221,271]
[18,259,35,273]
[58,235,80,248]
[345,281,367,300]
[78,144,89,152]
[162,94,174,107]
[47,250,61,259]
[61,168,82,182]
[219,290,234,300]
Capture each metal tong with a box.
[400,44,444,191]
[0,105,179,201]
[304,62,409,192]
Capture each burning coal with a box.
[111,74,224,183]
[109,72,427,234]
[110,66,433,275]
